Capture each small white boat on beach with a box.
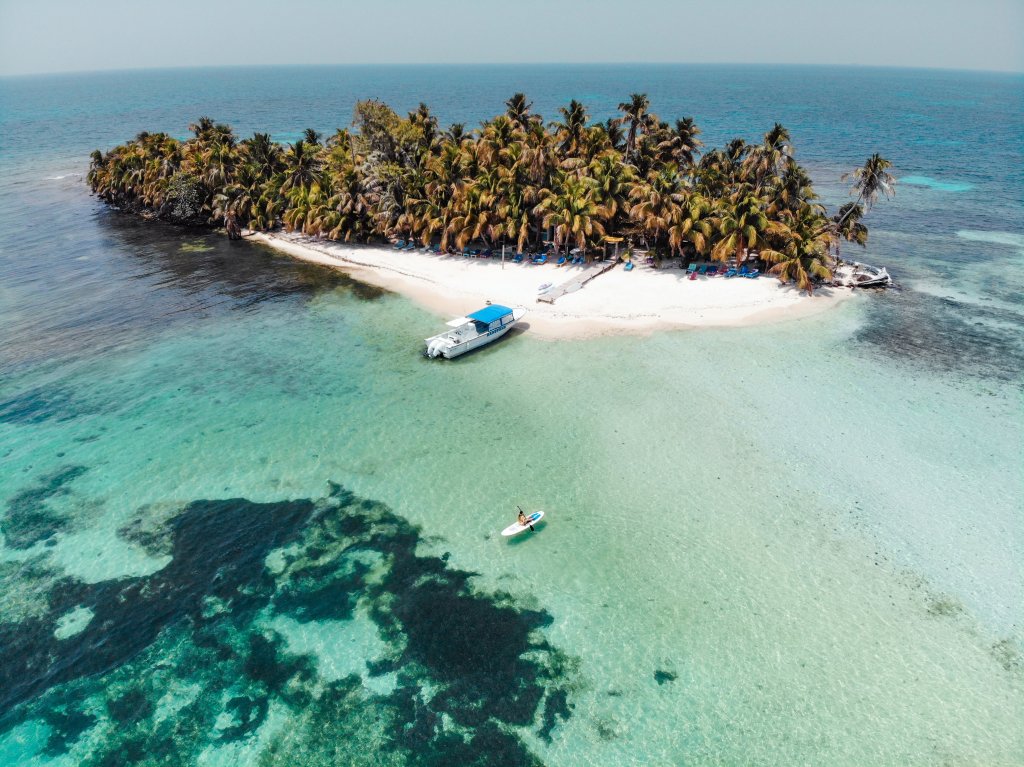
[425,304,527,359]
[833,260,893,288]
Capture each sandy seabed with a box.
[246,231,853,338]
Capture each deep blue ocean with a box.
[0,65,1022,766]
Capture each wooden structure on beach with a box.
[537,256,621,304]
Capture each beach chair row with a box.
[393,240,569,264]
[392,240,494,257]
[392,239,435,252]
[686,262,760,279]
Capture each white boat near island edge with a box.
[425,304,527,359]
[832,260,893,288]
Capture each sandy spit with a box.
[246,231,853,339]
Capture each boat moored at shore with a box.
[425,304,527,358]
[832,260,893,288]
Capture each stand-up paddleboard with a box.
[501,510,544,537]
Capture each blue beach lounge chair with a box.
[624,261,634,271]
[394,240,406,249]
[686,262,697,274]
[745,268,760,278]
[707,265,719,276]
[556,255,566,266]
[513,252,524,263]
[532,254,548,265]
[724,267,738,278]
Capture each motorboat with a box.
[425,304,527,359]
[832,260,892,288]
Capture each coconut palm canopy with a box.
[88,95,894,292]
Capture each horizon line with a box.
[2,60,1023,80]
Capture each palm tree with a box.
[603,118,625,153]
[535,176,606,254]
[494,140,539,251]
[744,123,791,194]
[628,165,684,250]
[772,158,816,215]
[281,139,322,193]
[553,100,589,158]
[505,93,537,130]
[189,116,216,141]
[242,132,283,180]
[326,128,351,149]
[326,165,372,241]
[477,116,517,168]
[765,239,833,293]
[446,172,501,249]
[764,204,834,292]
[213,185,245,239]
[200,138,237,190]
[711,193,787,264]
[723,138,750,185]
[830,202,868,257]
[617,93,657,162]
[589,150,636,227]
[87,150,105,188]
[445,123,468,144]
[658,117,703,167]
[843,153,895,211]
[408,103,439,155]
[827,154,896,240]
[667,194,714,257]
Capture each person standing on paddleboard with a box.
[517,507,535,532]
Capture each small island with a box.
[87,94,894,334]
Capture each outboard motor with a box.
[427,339,449,358]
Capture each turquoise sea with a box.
[1,65,1022,765]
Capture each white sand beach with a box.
[247,231,853,338]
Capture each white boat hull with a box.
[428,323,513,359]
[425,306,527,359]
[833,261,892,288]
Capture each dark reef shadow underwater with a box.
[0,481,577,766]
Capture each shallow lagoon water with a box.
[1,65,1023,765]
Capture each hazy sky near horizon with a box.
[1,0,1022,76]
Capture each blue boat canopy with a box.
[467,305,512,324]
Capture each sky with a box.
[0,0,1022,77]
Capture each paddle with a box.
[516,505,535,532]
